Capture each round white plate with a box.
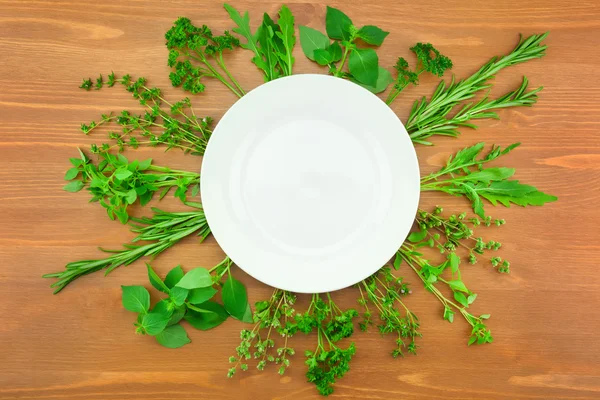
[201,74,420,293]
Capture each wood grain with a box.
[1,0,599,398]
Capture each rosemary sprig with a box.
[43,203,210,293]
[406,32,548,144]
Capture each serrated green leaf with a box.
[155,324,190,348]
[146,263,169,293]
[121,285,150,313]
[325,6,352,40]
[299,26,329,61]
[349,48,379,87]
[356,25,389,46]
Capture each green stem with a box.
[217,53,246,96]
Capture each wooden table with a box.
[1,0,599,399]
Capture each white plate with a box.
[201,74,420,293]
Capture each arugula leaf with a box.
[224,4,261,59]
[222,275,249,321]
[155,324,191,348]
[275,5,295,75]
[299,26,330,61]
[325,6,353,40]
[356,25,389,46]
[348,48,379,86]
[121,286,150,314]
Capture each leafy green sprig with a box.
[228,289,297,377]
[415,207,510,272]
[406,33,548,144]
[122,260,251,348]
[420,142,557,217]
[165,18,245,97]
[410,77,542,144]
[385,43,453,105]
[64,150,199,223]
[224,4,296,81]
[80,73,213,155]
[397,245,493,346]
[358,267,421,357]
[299,6,390,92]
[43,203,211,293]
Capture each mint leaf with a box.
[63,181,84,193]
[299,26,330,61]
[141,312,169,336]
[349,48,379,87]
[222,275,249,321]
[121,285,150,313]
[356,25,389,46]
[146,263,169,293]
[169,286,189,306]
[175,267,212,289]
[164,265,184,289]
[155,324,190,348]
[325,6,352,40]
[188,286,218,305]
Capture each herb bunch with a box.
[80,73,213,155]
[64,149,199,223]
[122,259,251,348]
[43,203,211,293]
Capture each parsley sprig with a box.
[80,73,213,155]
[165,18,245,97]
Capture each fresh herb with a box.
[64,149,199,223]
[80,73,213,155]
[406,33,548,144]
[165,18,245,97]
[122,259,251,348]
[228,290,297,377]
[385,43,453,105]
[224,4,296,81]
[299,6,389,91]
[420,142,557,217]
[43,203,211,293]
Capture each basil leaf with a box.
[448,280,469,293]
[348,48,379,87]
[164,265,184,289]
[146,263,169,293]
[188,286,218,305]
[299,26,330,61]
[175,267,212,289]
[184,301,229,330]
[222,275,249,321]
[325,6,352,40]
[121,285,150,314]
[356,25,389,46]
[168,305,186,326]
[141,312,170,336]
[155,324,190,348]
[314,48,333,66]
[169,286,189,306]
[328,41,343,62]
[355,66,393,94]
[63,181,84,193]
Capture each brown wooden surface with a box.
[1,0,599,399]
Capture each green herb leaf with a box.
[348,48,379,87]
[64,167,80,181]
[449,253,460,273]
[187,286,218,304]
[155,324,191,348]
[168,305,186,326]
[185,301,229,330]
[175,267,212,289]
[241,302,253,323]
[356,25,389,46]
[328,42,343,62]
[169,286,189,306]
[146,263,169,293]
[314,48,333,66]
[63,181,84,193]
[453,291,468,307]
[164,265,184,289]
[121,285,150,313]
[325,6,353,40]
[222,275,249,321]
[151,299,174,319]
[141,312,170,335]
[448,280,469,293]
[408,229,427,243]
[275,5,295,76]
[356,66,393,94]
[299,26,330,61]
